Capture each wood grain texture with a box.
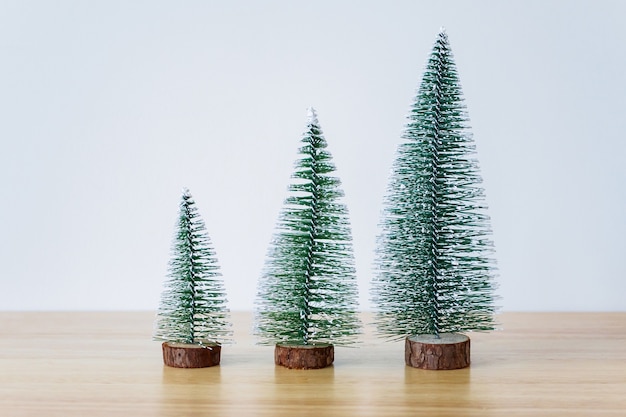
[275,343,334,369]
[162,342,221,368]
[1,312,625,416]
[405,334,470,369]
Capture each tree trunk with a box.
[162,342,221,368]
[405,334,470,370]
[274,343,334,369]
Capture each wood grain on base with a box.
[405,333,470,370]
[274,343,334,369]
[162,342,221,368]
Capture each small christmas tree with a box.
[154,188,232,368]
[372,29,498,370]
[255,108,360,369]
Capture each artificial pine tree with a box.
[154,188,232,368]
[255,108,360,369]
[372,29,498,370]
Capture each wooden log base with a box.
[405,333,470,370]
[274,343,334,369]
[162,342,221,368]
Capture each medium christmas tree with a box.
[255,108,360,369]
[372,29,498,369]
[154,188,232,368]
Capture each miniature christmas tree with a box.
[372,29,498,370]
[154,188,232,368]
[255,108,360,369]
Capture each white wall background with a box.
[1,0,625,312]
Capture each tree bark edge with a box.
[405,334,470,370]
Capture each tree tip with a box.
[181,187,192,198]
[307,107,319,125]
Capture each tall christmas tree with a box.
[255,108,360,368]
[372,29,497,369]
[154,188,231,367]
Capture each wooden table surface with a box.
[1,312,625,416]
